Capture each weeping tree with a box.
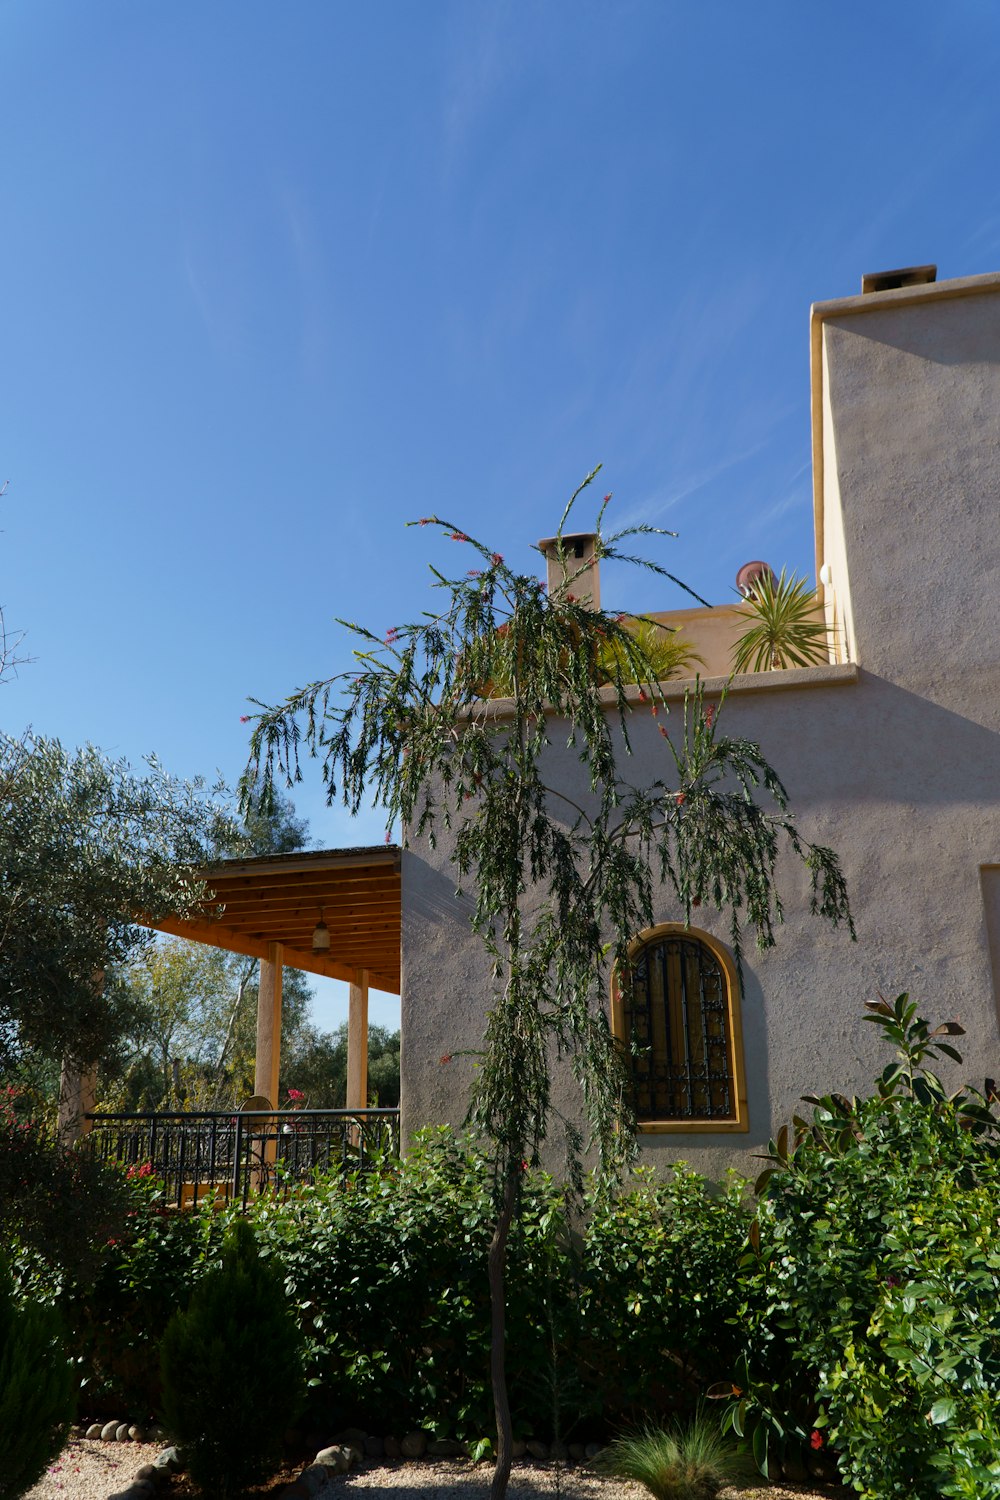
[241,470,853,1500]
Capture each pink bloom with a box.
[638,688,647,703]
[418,517,432,525]
[491,553,504,566]
[384,830,391,843]
[810,1431,823,1451]
[603,493,611,503]
[287,1088,305,1101]
[386,627,399,643]
[658,724,670,739]
[566,592,576,603]
[467,569,483,578]
[705,704,716,728]
[240,715,250,723]
[439,1054,452,1065]
[450,531,469,542]
[675,791,686,806]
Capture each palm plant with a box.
[596,618,704,686]
[599,1418,756,1500]
[732,568,832,674]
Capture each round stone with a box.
[100,1421,120,1441]
[86,1424,104,1440]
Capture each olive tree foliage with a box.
[241,472,854,1499]
[0,732,238,1074]
[104,795,319,1111]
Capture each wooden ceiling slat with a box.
[217,900,398,924]
[204,889,397,913]
[204,871,399,898]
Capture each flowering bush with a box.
[0,1086,131,1285]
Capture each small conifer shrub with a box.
[159,1218,304,1499]
[0,1251,75,1500]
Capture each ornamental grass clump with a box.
[599,1417,755,1500]
[159,1218,304,1500]
[0,1250,75,1500]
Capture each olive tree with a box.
[0,732,235,1074]
[241,472,853,1499]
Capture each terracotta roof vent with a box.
[861,264,937,295]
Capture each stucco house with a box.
[399,263,1000,1180]
[78,264,1000,1189]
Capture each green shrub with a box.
[54,1129,753,1442]
[159,1218,304,1499]
[0,1250,75,1500]
[731,994,1000,1496]
[578,1167,752,1422]
[248,1128,573,1439]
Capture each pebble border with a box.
[78,1420,841,1495]
[76,1422,610,1500]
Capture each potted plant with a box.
[732,568,832,673]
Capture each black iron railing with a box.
[84,1107,400,1209]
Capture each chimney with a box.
[861,264,936,295]
[536,532,601,610]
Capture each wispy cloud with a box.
[612,439,774,532]
[180,235,226,355]
[440,0,513,183]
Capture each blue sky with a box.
[4,1,1000,1029]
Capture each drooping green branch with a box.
[241,472,854,1500]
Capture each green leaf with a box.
[928,1398,957,1426]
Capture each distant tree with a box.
[0,733,237,1074]
[242,474,853,1500]
[104,795,317,1110]
[282,1021,400,1108]
[0,479,30,689]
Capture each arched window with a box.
[612,926,748,1133]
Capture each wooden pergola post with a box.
[254,941,283,1105]
[347,967,370,1110]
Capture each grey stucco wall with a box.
[400,273,1000,1182]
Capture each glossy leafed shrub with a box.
[579,1167,752,1422]
[732,995,1000,1498]
[52,1130,753,1441]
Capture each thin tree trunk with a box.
[489,1169,518,1500]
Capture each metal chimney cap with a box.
[861,264,937,295]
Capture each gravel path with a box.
[25,1440,843,1500]
[25,1437,167,1499]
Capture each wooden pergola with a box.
[151,845,401,1111]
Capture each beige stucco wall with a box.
[400,270,1000,1181]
